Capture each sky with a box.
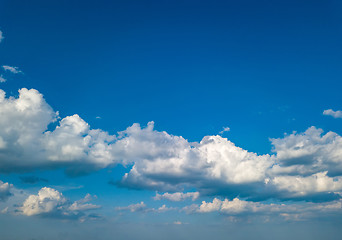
[1,0,342,239]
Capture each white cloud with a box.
[20,187,67,216]
[119,126,272,192]
[115,201,176,214]
[19,187,100,220]
[0,88,118,174]
[219,126,230,135]
[154,192,199,201]
[115,202,147,213]
[2,65,22,74]
[323,109,342,118]
[198,198,222,213]
[0,31,3,43]
[68,193,101,211]
[270,126,342,176]
[2,88,342,202]
[270,171,342,197]
[193,197,342,220]
[0,180,13,201]
[0,75,6,83]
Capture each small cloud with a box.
[323,109,342,118]
[219,127,230,135]
[115,202,147,213]
[0,180,13,201]
[1,207,8,214]
[154,192,199,202]
[20,176,48,184]
[96,116,101,119]
[2,65,22,74]
[173,221,182,225]
[0,31,3,43]
[0,75,6,83]
[18,187,101,221]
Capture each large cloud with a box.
[2,88,342,202]
[0,88,117,174]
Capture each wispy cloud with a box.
[219,126,230,135]
[115,202,176,213]
[0,31,4,43]
[323,109,342,118]
[2,65,22,74]
[0,75,6,83]
[115,202,147,213]
[154,192,199,202]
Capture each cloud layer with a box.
[1,88,342,203]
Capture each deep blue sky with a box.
[1,1,342,239]
[1,0,342,151]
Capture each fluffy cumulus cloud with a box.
[2,88,342,204]
[0,88,117,174]
[19,187,100,220]
[323,109,342,118]
[0,180,13,201]
[2,65,22,74]
[0,30,3,43]
[154,192,199,201]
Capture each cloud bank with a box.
[1,88,342,203]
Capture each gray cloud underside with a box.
[1,88,342,202]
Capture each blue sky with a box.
[1,0,342,239]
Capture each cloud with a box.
[2,65,22,74]
[219,127,230,135]
[323,109,342,118]
[270,126,342,176]
[20,176,48,184]
[0,180,13,201]
[20,187,67,216]
[68,193,101,211]
[154,192,199,202]
[189,197,342,220]
[0,88,118,175]
[19,187,101,220]
[2,88,342,202]
[0,31,3,43]
[115,201,176,214]
[0,75,6,83]
[115,202,147,213]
